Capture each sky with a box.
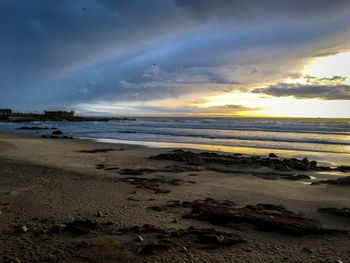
[1,0,350,117]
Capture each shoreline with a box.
[2,128,350,166]
[0,130,349,262]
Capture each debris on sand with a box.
[118,176,186,194]
[183,198,345,236]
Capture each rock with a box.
[65,220,99,235]
[183,198,344,236]
[166,200,181,207]
[120,177,174,194]
[150,150,323,173]
[61,136,73,139]
[119,169,143,175]
[181,246,188,253]
[335,166,350,172]
[52,130,63,135]
[18,126,49,130]
[312,176,350,186]
[301,158,309,164]
[150,205,163,212]
[318,207,350,218]
[52,224,66,233]
[127,197,140,201]
[96,211,104,217]
[309,160,317,167]
[138,240,169,255]
[296,174,311,180]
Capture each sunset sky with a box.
[1,0,350,117]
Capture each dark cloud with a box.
[254,76,350,100]
[174,0,350,21]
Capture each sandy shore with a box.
[0,131,349,262]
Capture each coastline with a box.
[0,131,349,262]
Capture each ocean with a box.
[1,117,350,166]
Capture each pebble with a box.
[96,211,104,217]
[137,235,144,242]
[21,225,28,233]
[182,246,188,253]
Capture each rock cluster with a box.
[150,149,320,172]
[183,198,345,236]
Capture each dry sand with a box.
[0,131,349,262]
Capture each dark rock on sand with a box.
[183,198,343,236]
[335,166,350,172]
[65,220,100,235]
[61,136,73,139]
[138,240,169,255]
[311,176,350,186]
[269,153,278,158]
[119,169,144,175]
[150,149,320,173]
[318,207,350,218]
[253,172,311,181]
[52,130,63,135]
[165,165,202,173]
[118,177,174,194]
[79,148,115,153]
[18,126,49,130]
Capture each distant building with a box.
[44,110,74,118]
[0,109,12,116]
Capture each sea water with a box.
[1,117,349,165]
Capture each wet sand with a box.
[0,131,349,262]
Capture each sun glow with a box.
[302,51,350,84]
[199,51,350,118]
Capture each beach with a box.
[0,131,349,262]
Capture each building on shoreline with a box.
[0,109,75,122]
[44,110,74,118]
